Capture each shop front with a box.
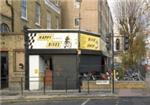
[24,29,108,90]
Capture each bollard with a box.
[78,76,81,93]
[87,79,89,94]
[110,77,112,94]
[43,76,46,95]
[65,77,68,93]
[21,77,23,96]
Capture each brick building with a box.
[60,0,113,73]
[60,0,113,34]
[0,0,61,89]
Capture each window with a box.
[74,0,81,8]
[21,0,27,19]
[56,17,59,29]
[76,0,81,2]
[35,3,40,25]
[74,18,80,27]
[47,12,51,29]
[0,23,10,33]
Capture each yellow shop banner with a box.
[80,34,100,51]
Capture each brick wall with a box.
[82,81,146,89]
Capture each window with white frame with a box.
[47,12,51,29]
[21,0,27,19]
[74,0,81,8]
[74,18,80,27]
[35,3,40,25]
[56,17,59,29]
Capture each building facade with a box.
[60,0,113,73]
[60,0,113,34]
[0,0,61,89]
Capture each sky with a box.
[107,0,150,34]
[107,0,119,34]
[107,0,116,22]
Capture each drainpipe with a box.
[6,0,14,32]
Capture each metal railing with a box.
[0,75,112,96]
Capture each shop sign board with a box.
[28,33,78,49]
[80,34,100,51]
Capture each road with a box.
[2,97,150,105]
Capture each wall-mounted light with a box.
[19,63,24,69]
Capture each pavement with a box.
[1,88,150,104]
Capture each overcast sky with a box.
[107,0,119,34]
[107,0,116,22]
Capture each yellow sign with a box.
[38,33,52,41]
[47,41,62,48]
[34,69,39,76]
[80,34,100,50]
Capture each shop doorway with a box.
[101,57,106,73]
[1,52,9,89]
[44,57,53,88]
[29,55,54,90]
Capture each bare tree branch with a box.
[112,0,149,70]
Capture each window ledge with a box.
[35,23,41,27]
[74,25,79,28]
[21,16,28,22]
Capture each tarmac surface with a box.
[1,88,150,104]
[2,97,150,105]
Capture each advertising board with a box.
[28,33,78,49]
[80,34,100,51]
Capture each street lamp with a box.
[111,32,115,94]
[107,33,115,94]
[106,33,115,93]
[78,0,82,93]
[106,33,115,94]
[79,0,82,30]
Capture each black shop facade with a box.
[24,29,108,90]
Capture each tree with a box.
[112,0,149,78]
